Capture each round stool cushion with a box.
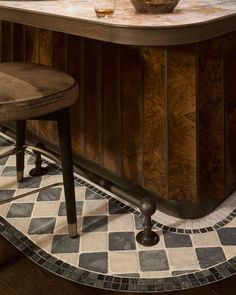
[0,62,78,122]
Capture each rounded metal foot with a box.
[29,142,48,177]
[29,166,48,177]
[136,230,159,246]
[136,197,160,246]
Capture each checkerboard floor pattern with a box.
[0,131,236,291]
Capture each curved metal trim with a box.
[26,145,61,165]
[0,182,63,205]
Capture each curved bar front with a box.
[0,0,236,218]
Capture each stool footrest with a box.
[0,147,16,159]
[26,145,61,165]
[0,182,63,205]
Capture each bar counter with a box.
[0,0,235,45]
[0,0,236,218]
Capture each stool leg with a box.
[57,109,77,238]
[16,121,26,182]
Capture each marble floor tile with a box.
[167,248,199,270]
[109,251,139,274]
[37,187,62,201]
[191,231,221,247]
[83,199,108,216]
[217,228,236,245]
[58,201,83,216]
[79,252,108,274]
[139,250,169,272]
[108,214,134,232]
[51,234,80,253]
[163,232,192,248]
[85,189,104,200]
[32,201,59,218]
[7,203,34,218]
[28,217,56,234]
[80,232,108,252]
[109,232,136,251]
[195,247,226,268]
[82,216,108,233]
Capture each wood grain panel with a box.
[167,45,197,201]
[67,34,84,156]
[38,29,54,142]
[143,47,167,197]
[198,38,225,200]
[13,23,24,61]
[4,21,236,209]
[121,46,143,185]
[83,39,102,164]
[0,22,2,62]
[50,31,68,143]
[101,42,121,174]
[52,31,67,71]
[38,29,52,66]
[24,26,40,135]
[1,21,12,62]
[224,32,236,197]
[24,26,38,63]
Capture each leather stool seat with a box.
[0,62,78,122]
[0,62,78,238]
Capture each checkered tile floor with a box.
[0,131,236,292]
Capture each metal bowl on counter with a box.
[130,0,180,14]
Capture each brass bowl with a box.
[130,0,180,14]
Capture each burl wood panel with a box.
[143,47,167,197]
[167,45,197,201]
[198,38,225,200]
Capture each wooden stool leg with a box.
[57,108,77,238]
[16,121,26,182]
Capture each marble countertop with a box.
[0,0,235,45]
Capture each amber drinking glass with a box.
[94,0,116,17]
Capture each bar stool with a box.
[0,62,78,238]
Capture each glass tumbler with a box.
[94,0,116,18]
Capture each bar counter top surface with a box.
[0,0,235,45]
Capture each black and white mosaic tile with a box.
[0,131,236,292]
